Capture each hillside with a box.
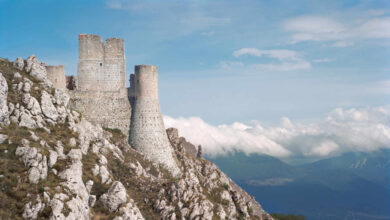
[0,56,273,220]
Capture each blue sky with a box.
[1,0,390,159]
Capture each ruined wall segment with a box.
[70,34,131,135]
[129,65,181,177]
[77,34,126,93]
[46,65,66,90]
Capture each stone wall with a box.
[77,34,126,93]
[129,65,181,176]
[70,34,131,136]
[46,65,66,90]
[69,90,131,135]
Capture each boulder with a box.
[41,91,58,121]
[26,55,48,81]
[100,181,127,212]
[0,134,8,144]
[14,57,24,70]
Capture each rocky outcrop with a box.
[0,72,9,126]
[41,91,59,121]
[166,127,197,157]
[26,55,48,82]
[15,139,48,184]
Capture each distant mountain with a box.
[207,152,304,180]
[208,150,390,220]
[301,149,390,188]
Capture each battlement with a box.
[46,65,66,90]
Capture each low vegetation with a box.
[271,213,306,220]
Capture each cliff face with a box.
[0,56,273,220]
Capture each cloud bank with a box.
[222,48,311,72]
[283,14,390,45]
[164,106,390,159]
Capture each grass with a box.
[270,213,306,220]
[0,121,70,219]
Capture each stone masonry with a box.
[46,65,66,90]
[129,65,181,176]
[69,34,131,136]
[45,34,181,176]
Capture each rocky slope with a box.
[0,56,273,220]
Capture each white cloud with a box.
[357,17,390,39]
[367,9,388,17]
[220,61,244,69]
[332,41,354,47]
[312,58,332,63]
[105,0,230,37]
[283,15,390,45]
[233,48,300,60]
[164,106,390,159]
[229,48,311,71]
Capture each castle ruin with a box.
[69,34,131,136]
[47,34,180,176]
[129,65,181,176]
[46,65,66,90]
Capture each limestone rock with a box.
[14,72,22,79]
[0,134,8,144]
[89,195,96,207]
[100,181,127,212]
[41,91,58,121]
[22,196,44,219]
[14,57,24,70]
[29,167,41,184]
[48,150,58,168]
[19,110,37,129]
[114,201,144,220]
[15,141,48,184]
[86,180,94,193]
[23,79,32,93]
[0,72,9,126]
[53,89,69,107]
[26,55,48,81]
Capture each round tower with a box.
[129,65,181,177]
[46,65,66,90]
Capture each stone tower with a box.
[129,65,181,177]
[70,34,131,135]
[77,34,126,93]
[46,65,66,90]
